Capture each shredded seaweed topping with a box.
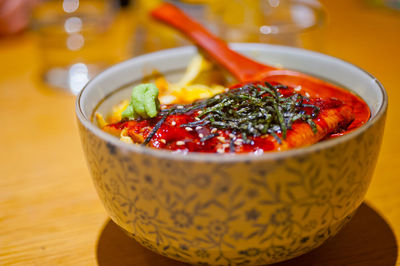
[142,111,170,146]
[143,82,320,146]
[200,132,219,142]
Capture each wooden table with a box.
[1,0,399,265]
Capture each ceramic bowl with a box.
[76,44,387,265]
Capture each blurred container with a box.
[130,0,325,57]
[366,0,400,10]
[130,0,214,55]
[33,0,118,94]
[207,0,326,50]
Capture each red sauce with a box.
[106,82,370,154]
[260,75,370,135]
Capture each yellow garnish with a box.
[120,128,134,144]
[172,84,225,104]
[108,99,130,123]
[156,55,226,105]
[102,125,122,137]
[95,112,108,128]
[174,54,212,88]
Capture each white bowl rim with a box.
[76,43,388,163]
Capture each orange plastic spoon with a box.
[150,3,370,131]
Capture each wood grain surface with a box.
[1,0,399,265]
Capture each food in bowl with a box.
[96,55,370,154]
[77,44,387,265]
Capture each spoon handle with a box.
[151,3,276,83]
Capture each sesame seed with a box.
[197,110,203,114]
[177,105,184,109]
[222,143,230,149]
[229,133,235,139]
[171,121,176,126]
[217,148,225,154]
[198,133,204,138]
[305,92,310,97]
[217,136,226,142]
[195,126,202,130]
[160,139,166,144]
[195,117,201,121]
[185,127,193,131]
[294,85,302,92]
[176,141,185,146]
[254,149,263,155]
[234,139,243,145]
[211,128,217,133]
[214,95,220,99]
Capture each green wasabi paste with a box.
[121,83,160,120]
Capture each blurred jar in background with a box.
[33,0,119,94]
[130,0,214,55]
[129,0,325,57]
[207,0,326,50]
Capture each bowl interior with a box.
[77,44,386,159]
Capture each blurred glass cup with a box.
[33,0,117,94]
[130,0,214,55]
[207,0,326,51]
